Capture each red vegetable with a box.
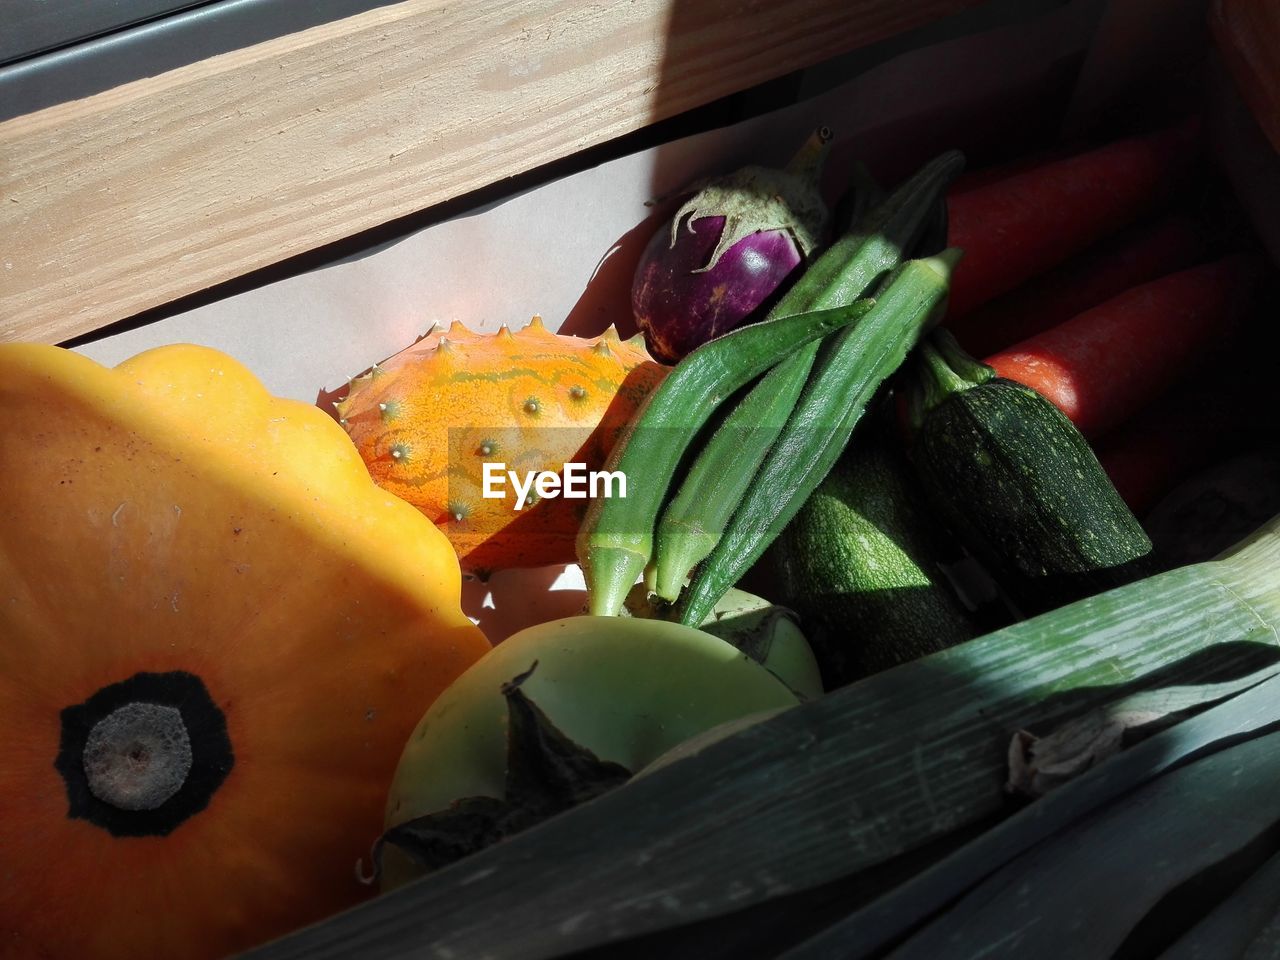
[631,128,832,362]
[947,214,1205,357]
[984,254,1267,439]
[1094,374,1262,517]
[946,144,1075,196]
[944,119,1202,320]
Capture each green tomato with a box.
[621,583,824,701]
[382,615,800,887]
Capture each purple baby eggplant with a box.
[632,127,833,363]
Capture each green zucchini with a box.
[760,418,979,687]
[906,330,1154,615]
[678,250,961,627]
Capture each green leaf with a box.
[377,796,512,874]
[500,663,633,807]
[1007,659,1280,798]
[1241,909,1280,960]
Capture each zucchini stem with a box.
[907,328,995,435]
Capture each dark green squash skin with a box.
[762,430,979,688]
[913,377,1154,616]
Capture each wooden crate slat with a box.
[0,0,979,345]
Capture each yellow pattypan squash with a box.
[0,343,490,960]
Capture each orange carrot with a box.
[945,119,1202,320]
[984,254,1267,439]
[948,214,1205,357]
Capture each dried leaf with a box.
[1007,660,1280,798]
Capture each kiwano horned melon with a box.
[334,318,667,573]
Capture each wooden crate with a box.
[4,1,1279,958]
[0,0,987,345]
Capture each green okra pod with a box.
[577,299,875,618]
[650,344,820,602]
[678,249,963,626]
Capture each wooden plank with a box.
[0,0,980,345]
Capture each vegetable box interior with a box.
[3,0,1279,958]
[58,0,1280,639]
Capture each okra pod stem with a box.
[767,150,963,317]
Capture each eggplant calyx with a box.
[372,663,632,878]
[672,170,828,274]
[619,582,822,701]
[670,128,834,273]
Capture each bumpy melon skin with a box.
[335,318,667,572]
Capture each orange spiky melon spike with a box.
[334,318,667,573]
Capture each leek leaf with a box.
[881,729,1280,959]
[785,671,1280,959]
[244,517,1280,960]
[1157,849,1280,960]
